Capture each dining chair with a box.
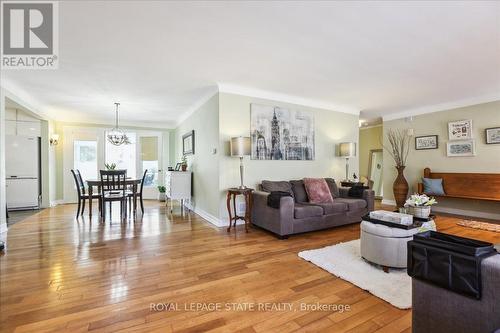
[100,169,128,221]
[127,169,148,215]
[70,169,101,218]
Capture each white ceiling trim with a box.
[1,81,51,121]
[383,93,500,122]
[218,83,360,115]
[359,124,383,130]
[175,86,219,127]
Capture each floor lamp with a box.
[230,136,251,189]
[339,142,356,181]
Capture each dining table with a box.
[86,178,142,219]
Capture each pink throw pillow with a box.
[303,178,334,203]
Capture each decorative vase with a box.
[181,164,187,171]
[411,206,431,219]
[158,193,166,202]
[393,166,409,208]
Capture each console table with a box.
[165,171,191,213]
[226,188,254,233]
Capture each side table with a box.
[226,188,254,233]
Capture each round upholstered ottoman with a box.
[360,220,436,271]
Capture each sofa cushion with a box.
[325,178,339,198]
[314,202,348,215]
[334,198,367,211]
[261,180,293,196]
[303,178,334,203]
[294,203,323,219]
[290,180,308,203]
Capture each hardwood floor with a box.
[1,201,499,333]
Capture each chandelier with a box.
[107,102,127,146]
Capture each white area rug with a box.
[298,239,412,309]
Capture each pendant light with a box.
[107,102,126,146]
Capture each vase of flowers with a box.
[405,194,437,218]
[181,155,188,171]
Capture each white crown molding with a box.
[175,87,219,127]
[57,118,176,130]
[218,83,360,115]
[1,82,52,121]
[359,124,383,130]
[383,93,500,122]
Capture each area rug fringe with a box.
[457,220,500,233]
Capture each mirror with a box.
[368,149,383,198]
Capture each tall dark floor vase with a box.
[393,166,409,208]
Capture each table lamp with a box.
[339,142,356,181]
[231,136,251,189]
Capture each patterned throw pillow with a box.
[303,178,334,203]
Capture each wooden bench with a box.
[417,167,500,202]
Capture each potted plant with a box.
[384,129,411,208]
[181,155,188,171]
[157,185,166,202]
[104,163,117,170]
[405,194,437,218]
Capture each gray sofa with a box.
[251,178,374,238]
[412,253,500,333]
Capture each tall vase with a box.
[393,166,409,208]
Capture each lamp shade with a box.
[339,142,356,157]
[230,136,251,157]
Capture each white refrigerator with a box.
[5,135,40,210]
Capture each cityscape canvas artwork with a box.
[250,104,314,160]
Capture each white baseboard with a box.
[50,199,65,207]
[185,203,245,228]
[0,222,8,234]
[432,206,500,221]
[381,199,396,206]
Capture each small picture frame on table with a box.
[174,163,182,171]
[415,135,438,150]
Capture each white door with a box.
[63,127,103,203]
[137,133,162,199]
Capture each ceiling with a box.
[2,1,499,128]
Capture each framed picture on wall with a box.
[485,127,500,144]
[448,119,472,140]
[415,135,438,150]
[182,130,195,155]
[446,139,475,157]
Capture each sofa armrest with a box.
[339,187,375,212]
[363,189,375,211]
[251,191,294,236]
[412,254,500,333]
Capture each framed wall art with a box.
[485,127,500,144]
[446,140,475,157]
[182,130,195,155]
[250,104,315,160]
[448,119,472,140]
[415,135,438,150]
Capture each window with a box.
[105,132,137,177]
[140,136,159,187]
[74,140,97,181]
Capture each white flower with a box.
[405,193,437,207]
